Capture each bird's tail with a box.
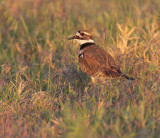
[115,68,135,80]
[122,74,135,80]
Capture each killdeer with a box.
[68,30,135,84]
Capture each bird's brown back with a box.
[78,44,122,79]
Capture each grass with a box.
[0,0,160,137]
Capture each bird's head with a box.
[68,30,94,45]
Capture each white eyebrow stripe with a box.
[84,32,90,36]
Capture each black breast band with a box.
[80,42,95,50]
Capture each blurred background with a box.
[0,0,160,137]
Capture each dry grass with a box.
[0,0,160,137]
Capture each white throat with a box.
[76,39,94,45]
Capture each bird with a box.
[68,30,135,84]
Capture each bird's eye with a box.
[81,33,85,36]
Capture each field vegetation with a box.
[0,0,160,137]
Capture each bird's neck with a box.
[76,39,95,45]
[80,42,95,50]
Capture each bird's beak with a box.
[68,35,78,40]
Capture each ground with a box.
[0,0,160,137]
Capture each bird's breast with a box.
[79,50,84,58]
[78,53,95,76]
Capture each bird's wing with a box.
[83,47,123,77]
[84,47,117,68]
